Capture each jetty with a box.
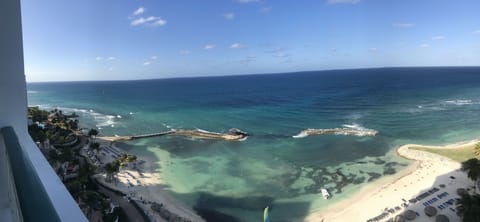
[98,128,248,142]
[293,128,378,138]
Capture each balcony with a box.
[0,0,88,221]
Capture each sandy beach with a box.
[302,140,478,222]
[88,141,205,222]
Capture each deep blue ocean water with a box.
[28,67,480,221]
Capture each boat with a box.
[321,188,331,199]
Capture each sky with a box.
[21,0,480,82]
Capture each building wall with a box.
[0,0,87,221]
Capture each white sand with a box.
[90,141,205,222]
[302,140,477,222]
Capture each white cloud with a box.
[108,66,114,71]
[223,13,235,20]
[129,7,167,27]
[132,7,145,16]
[369,47,378,52]
[95,56,103,61]
[153,19,167,26]
[419,43,430,48]
[143,61,151,66]
[238,0,259,3]
[179,50,191,55]
[204,44,216,50]
[393,23,415,28]
[327,0,361,4]
[131,16,167,26]
[151,56,158,60]
[432,36,446,40]
[107,56,116,61]
[473,30,480,34]
[230,43,244,49]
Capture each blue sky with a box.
[21,0,480,82]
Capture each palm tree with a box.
[104,161,120,183]
[475,143,480,156]
[456,193,480,222]
[88,128,99,143]
[89,142,100,152]
[461,158,480,192]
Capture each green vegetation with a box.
[475,143,480,156]
[90,142,100,151]
[456,193,480,222]
[27,107,147,222]
[410,144,477,163]
[104,161,120,182]
[27,107,79,145]
[462,158,480,190]
[457,158,480,222]
[88,128,99,143]
[28,106,49,122]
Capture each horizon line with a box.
[26,65,480,83]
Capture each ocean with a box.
[27,67,480,221]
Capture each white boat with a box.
[321,188,330,199]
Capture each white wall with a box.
[0,0,28,135]
[0,0,87,221]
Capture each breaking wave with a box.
[293,124,378,138]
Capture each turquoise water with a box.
[28,67,480,221]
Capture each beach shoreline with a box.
[90,140,206,222]
[302,139,478,222]
[93,136,477,222]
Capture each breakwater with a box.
[98,128,248,142]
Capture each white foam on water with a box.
[292,131,309,138]
[342,123,367,130]
[444,99,474,105]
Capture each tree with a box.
[104,161,120,183]
[90,142,100,151]
[475,143,480,156]
[126,155,137,163]
[461,158,480,191]
[456,193,480,222]
[88,128,99,143]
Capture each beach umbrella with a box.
[394,214,406,222]
[404,210,416,220]
[264,206,270,222]
[424,206,437,217]
[435,214,449,222]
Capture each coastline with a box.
[93,136,477,222]
[302,139,478,222]
[92,140,205,222]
